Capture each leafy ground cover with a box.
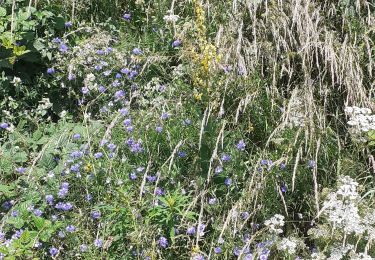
[0,0,375,259]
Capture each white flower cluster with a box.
[163,13,179,23]
[345,106,375,132]
[264,214,285,234]
[277,237,298,254]
[322,176,365,235]
[327,244,353,260]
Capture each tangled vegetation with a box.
[0,0,375,259]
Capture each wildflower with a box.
[224,177,232,186]
[161,112,169,120]
[260,159,268,166]
[123,13,131,21]
[172,39,182,48]
[94,239,103,248]
[59,43,68,53]
[221,154,231,162]
[147,175,157,183]
[129,172,137,180]
[121,68,130,74]
[214,247,222,254]
[94,152,103,159]
[33,209,43,217]
[95,65,102,71]
[115,73,122,78]
[186,226,196,235]
[46,195,54,205]
[81,87,89,95]
[103,70,112,76]
[308,160,316,169]
[178,151,187,158]
[281,183,287,193]
[158,236,168,248]
[58,231,66,238]
[0,122,9,129]
[80,244,88,252]
[64,21,73,28]
[2,201,12,210]
[91,211,101,219]
[241,211,250,220]
[11,210,18,217]
[156,126,163,133]
[132,48,143,55]
[119,108,129,116]
[163,14,179,23]
[208,198,217,205]
[98,85,106,93]
[68,73,76,81]
[114,90,126,100]
[155,187,164,196]
[66,225,75,232]
[47,68,55,75]
[236,140,246,151]
[280,163,286,170]
[214,166,223,175]
[73,133,81,139]
[123,118,132,126]
[52,37,61,43]
[49,247,58,256]
[107,143,117,151]
[86,194,92,201]
[16,167,26,173]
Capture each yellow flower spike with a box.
[194,92,203,101]
[84,163,93,173]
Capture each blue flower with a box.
[94,239,103,248]
[33,209,43,216]
[172,39,182,48]
[132,48,143,55]
[281,183,287,193]
[0,122,9,129]
[81,87,89,95]
[59,43,68,53]
[308,160,316,169]
[158,236,168,248]
[66,225,75,232]
[80,244,88,252]
[186,226,196,235]
[64,21,73,28]
[16,167,26,173]
[47,68,55,75]
[221,154,231,162]
[91,211,101,219]
[208,198,217,205]
[224,177,232,186]
[156,126,163,133]
[49,247,58,256]
[214,247,222,254]
[46,195,54,205]
[178,151,187,158]
[73,133,81,139]
[123,13,131,21]
[236,139,246,151]
[241,211,249,220]
[121,68,130,74]
[94,152,103,159]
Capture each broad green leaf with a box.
[0,7,6,17]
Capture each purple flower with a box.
[161,112,169,120]
[123,13,131,21]
[16,167,26,173]
[130,142,143,153]
[114,90,126,100]
[308,160,316,169]
[147,175,157,183]
[64,21,73,28]
[236,139,246,151]
[155,187,164,196]
[103,70,112,76]
[281,183,287,193]
[187,226,196,235]
[172,39,182,48]
[119,108,129,116]
[81,87,89,95]
[66,225,75,232]
[112,80,121,87]
[94,239,103,248]
[241,211,250,220]
[260,159,268,166]
[214,247,222,254]
[128,70,138,79]
[46,195,54,205]
[80,244,88,252]
[59,43,68,53]
[52,37,62,44]
[208,198,217,205]
[0,122,9,129]
[98,85,106,93]
[11,210,18,217]
[73,133,81,139]
[70,150,83,159]
[123,118,132,126]
[47,68,55,75]
[158,236,168,248]
[121,68,130,74]
[86,194,92,201]
[132,48,143,55]
[214,166,223,175]
[244,254,253,260]
[49,247,58,256]
[91,211,101,219]
[2,201,12,210]
[156,126,163,133]
[95,65,102,71]
[68,73,76,81]
[221,154,231,162]
[55,202,73,211]
[126,126,134,133]
[178,151,186,158]
[224,177,232,186]
[129,172,137,180]
[280,163,286,170]
[107,143,116,151]
[94,152,103,159]
[115,73,122,78]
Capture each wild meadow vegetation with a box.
[0,0,375,259]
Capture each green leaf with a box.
[13,151,28,163]
[7,217,25,229]
[19,230,31,244]
[0,7,6,17]
[33,216,45,230]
